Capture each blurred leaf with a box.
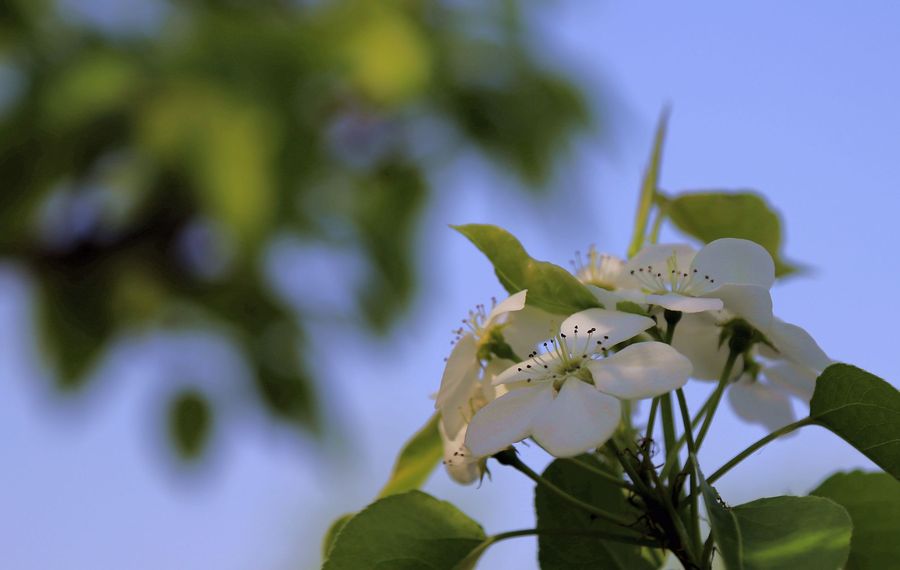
[323,491,485,570]
[168,390,212,460]
[701,478,852,570]
[809,364,900,479]
[442,70,589,185]
[811,470,900,569]
[40,50,142,129]
[138,83,278,253]
[627,109,668,257]
[454,223,601,315]
[536,455,656,569]
[664,191,799,277]
[354,161,426,330]
[378,413,443,498]
[36,263,116,387]
[337,3,432,106]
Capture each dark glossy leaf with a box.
[535,456,656,570]
[811,470,900,569]
[453,224,601,315]
[377,413,443,498]
[323,491,485,570]
[665,191,799,277]
[702,474,852,570]
[809,363,900,478]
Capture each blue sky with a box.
[2,2,899,569]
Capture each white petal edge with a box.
[706,283,774,332]
[435,334,480,436]
[764,361,817,402]
[439,422,481,485]
[768,319,830,372]
[626,243,698,277]
[530,380,622,457]
[690,238,775,290]
[465,385,551,457]
[560,308,655,348]
[645,293,724,313]
[485,290,528,326]
[728,379,797,432]
[587,342,692,400]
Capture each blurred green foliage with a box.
[0,0,591,454]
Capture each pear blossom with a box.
[465,309,692,458]
[624,239,776,331]
[670,312,830,430]
[435,291,559,483]
[572,246,648,310]
[435,291,529,438]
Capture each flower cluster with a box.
[435,238,830,482]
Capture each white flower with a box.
[464,309,692,458]
[435,291,529,438]
[670,312,830,431]
[625,239,776,331]
[572,246,629,290]
[435,291,559,484]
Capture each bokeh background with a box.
[2,1,899,569]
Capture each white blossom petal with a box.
[587,342,692,400]
[465,385,551,457]
[768,319,830,372]
[764,361,817,402]
[626,244,697,277]
[530,380,621,457]
[502,305,561,358]
[728,379,796,431]
[492,352,565,385]
[485,290,528,326]
[670,312,743,381]
[560,308,655,348]
[586,285,648,311]
[706,283,774,332]
[690,238,775,290]
[439,422,482,485]
[645,293,724,313]
[435,334,480,437]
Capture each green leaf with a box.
[453,224,601,315]
[322,513,354,558]
[323,491,486,570]
[168,390,213,460]
[665,191,799,277]
[700,476,743,570]
[535,456,656,569]
[811,470,900,569]
[702,476,852,570]
[809,363,900,478]
[627,108,668,257]
[378,413,443,498]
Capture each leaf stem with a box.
[676,388,701,555]
[707,417,814,484]
[562,457,636,491]
[454,527,660,569]
[503,454,638,529]
[694,351,739,451]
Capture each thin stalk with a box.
[700,534,716,570]
[707,417,814,484]
[607,440,655,498]
[563,457,636,491]
[505,454,638,529]
[660,393,679,485]
[644,397,660,441]
[455,527,660,568]
[694,351,739,451]
[676,388,701,555]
